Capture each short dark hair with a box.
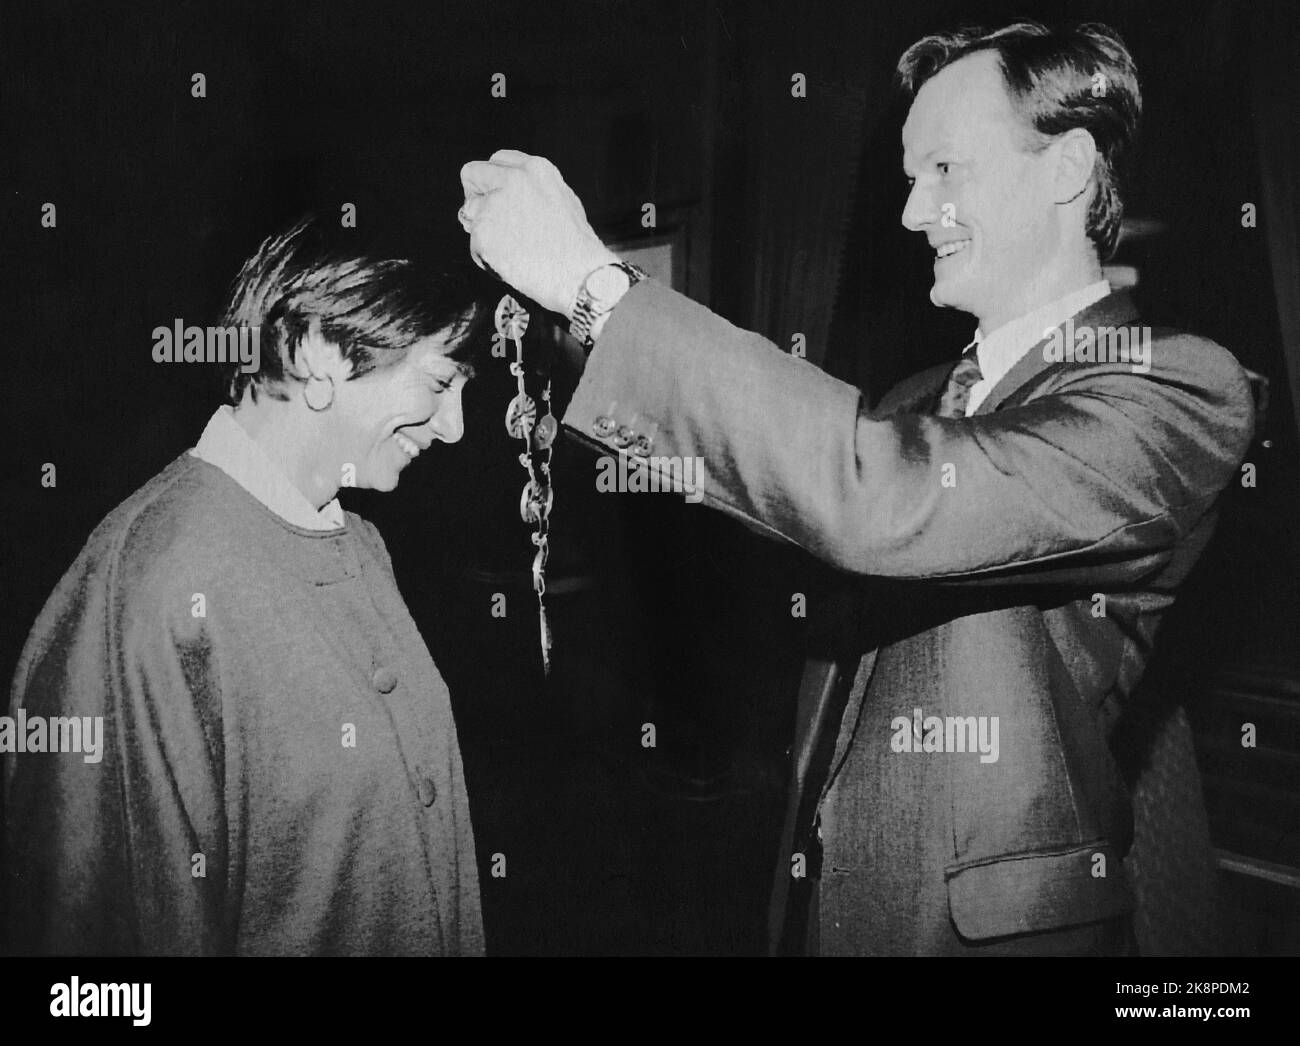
[222,216,493,404]
[896,21,1141,260]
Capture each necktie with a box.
[936,343,983,418]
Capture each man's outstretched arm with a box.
[459,151,1255,586]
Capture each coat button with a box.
[613,425,635,448]
[372,667,398,693]
[632,434,653,458]
[417,777,438,806]
[594,415,616,438]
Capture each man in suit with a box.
[457,21,1254,954]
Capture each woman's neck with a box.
[231,397,341,510]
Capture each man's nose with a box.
[429,390,465,445]
[901,181,938,233]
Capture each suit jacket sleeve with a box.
[6,534,229,955]
[562,280,1255,586]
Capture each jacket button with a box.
[632,434,653,457]
[417,777,438,807]
[372,667,398,693]
[613,425,635,448]
[594,415,616,438]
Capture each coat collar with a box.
[191,406,345,530]
[971,289,1142,416]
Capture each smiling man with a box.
[458,20,1254,955]
[7,218,490,954]
[906,46,1119,332]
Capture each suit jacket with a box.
[561,281,1253,953]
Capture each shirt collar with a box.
[189,406,345,530]
[966,279,1112,414]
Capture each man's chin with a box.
[929,276,977,315]
[929,281,960,309]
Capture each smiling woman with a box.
[224,217,490,498]
[5,217,498,955]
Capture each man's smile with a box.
[934,238,972,260]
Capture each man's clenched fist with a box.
[459,150,619,319]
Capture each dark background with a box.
[3,0,1298,954]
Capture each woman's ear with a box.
[294,317,352,382]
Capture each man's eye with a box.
[937,162,951,176]
[435,380,455,393]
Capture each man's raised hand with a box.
[459,150,619,319]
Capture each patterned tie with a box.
[936,342,983,418]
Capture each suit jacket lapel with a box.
[869,361,957,419]
[972,290,1142,416]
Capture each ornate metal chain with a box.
[496,294,558,675]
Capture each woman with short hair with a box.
[7,218,492,955]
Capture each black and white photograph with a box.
[2,0,1297,1025]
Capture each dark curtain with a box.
[740,28,868,363]
[1249,1,1300,442]
[711,5,872,362]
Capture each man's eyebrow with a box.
[902,145,952,175]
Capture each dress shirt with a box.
[965,279,1112,415]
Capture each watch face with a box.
[586,265,632,304]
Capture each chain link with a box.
[495,294,554,675]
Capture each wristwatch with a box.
[569,261,648,350]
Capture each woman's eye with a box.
[937,162,951,176]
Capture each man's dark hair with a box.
[896,21,1141,260]
[221,216,494,404]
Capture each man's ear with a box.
[1053,127,1098,205]
[294,318,352,382]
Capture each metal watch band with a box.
[570,261,647,349]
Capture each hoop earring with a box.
[1060,180,1090,206]
[303,374,335,412]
